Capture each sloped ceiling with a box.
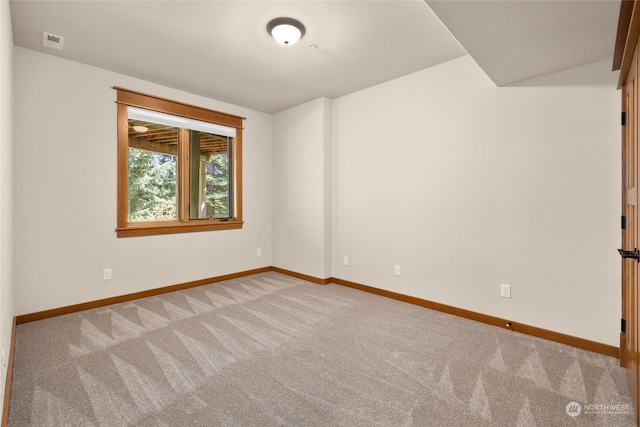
[426,0,621,87]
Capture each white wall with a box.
[0,0,14,408]
[272,98,332,278]
[13,47,272,315]
[332,56,621,346]
[12,44,622,348]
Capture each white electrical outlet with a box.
[394,265,401,276]
[343,256,349,266]
[103,269,112,281]
[257,248,262,256]
[500,284,511,299]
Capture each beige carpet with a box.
[8,272,636,426]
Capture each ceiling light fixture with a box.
[132,125,149,133]
[267,17,305,46]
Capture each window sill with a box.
[117,219,244,238]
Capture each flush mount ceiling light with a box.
[267,17,306,46]
[132,125,148,133]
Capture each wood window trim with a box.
[115,87,245,238]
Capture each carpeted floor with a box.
[8,272,636,426]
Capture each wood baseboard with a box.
[271,267,331,285]
[329,277,620,359]
[2,317,16,427]
[13,265,619,359]
[15,267,272,325]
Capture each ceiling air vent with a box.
[42,32,64,51]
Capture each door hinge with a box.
[622,215,628,230]
[623,112,628,126]
[618,248,640,261]
[622,318,627,333]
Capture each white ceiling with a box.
[426,0,621,87]
[9,0,622,114]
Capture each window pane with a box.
[189,130,231,219]
[127,117,179,221]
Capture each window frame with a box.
[115,87,245,237]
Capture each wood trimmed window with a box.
[115,87,245,237]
